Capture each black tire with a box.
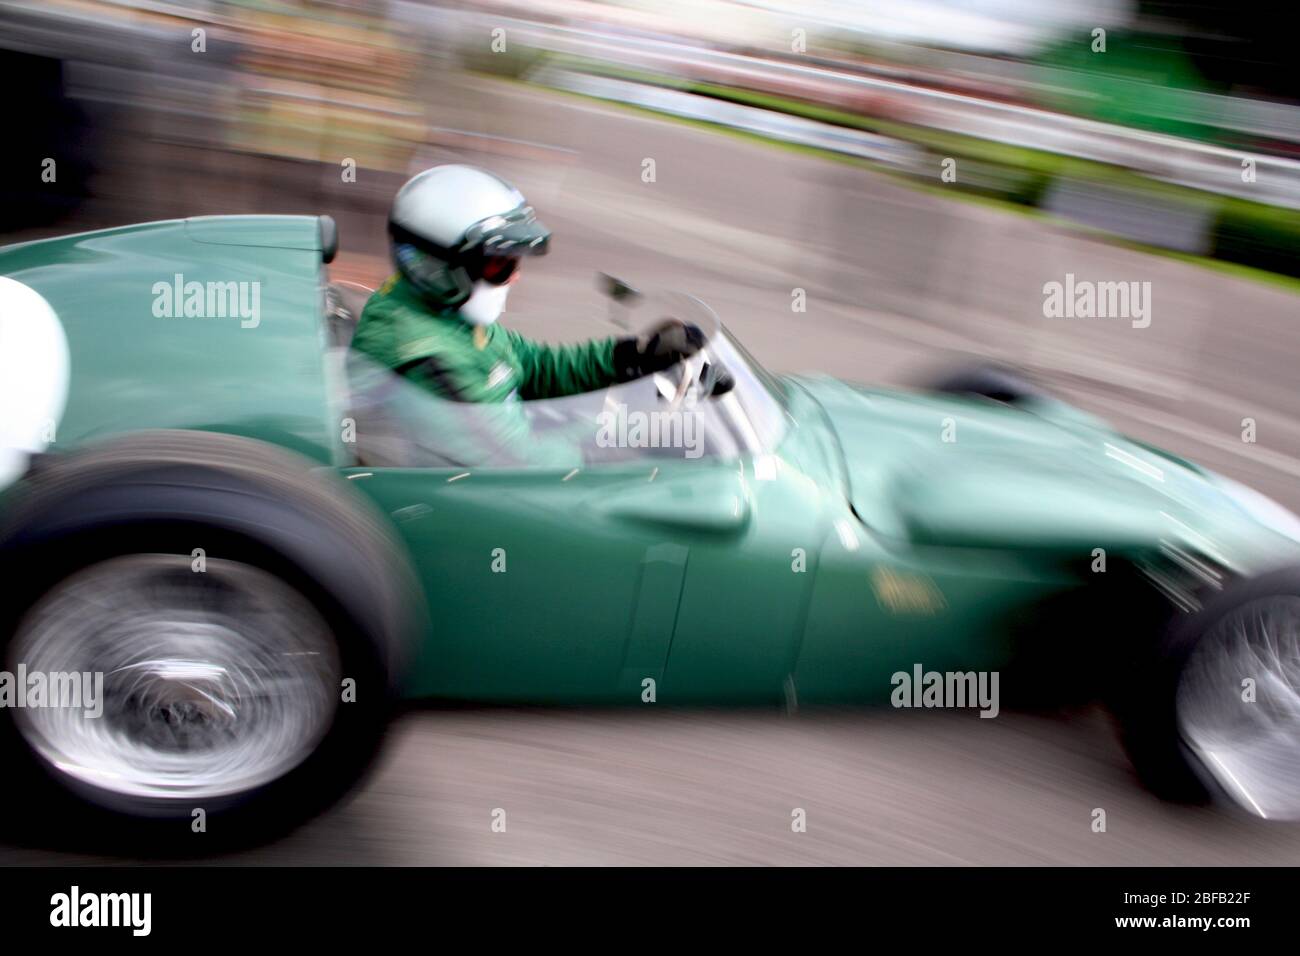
[926,362,1046,406]
[0,431,422,853]
[1113,567,1300,815]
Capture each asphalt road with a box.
[4,76,1300,865]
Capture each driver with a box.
[351,164,703,409]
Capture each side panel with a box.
[793,528,1076,704]
[349,457,822,704]
[658,457,825,703]
[347,464,686,702]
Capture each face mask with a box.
[459,281,510,326]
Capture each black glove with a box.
[612,320,706,383]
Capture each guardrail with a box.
[494,16,1300,210]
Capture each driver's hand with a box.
[613,320,705,383]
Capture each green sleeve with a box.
[504,330,620,400]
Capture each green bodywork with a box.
[4,216,1299,706]
[0,216,338,465]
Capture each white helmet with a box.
[388,165,549,309]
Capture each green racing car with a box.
[1,213,1299,844]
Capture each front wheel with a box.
[1119,569,1300,820]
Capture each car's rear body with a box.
[0,216,342,468]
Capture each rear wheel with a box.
[11,554,342,805]
[0,431,420,851]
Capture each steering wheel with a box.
[626,293,721,407]
[671,348,720,413]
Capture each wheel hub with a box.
[8,555,341,801]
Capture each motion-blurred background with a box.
[3,0,1298,864]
